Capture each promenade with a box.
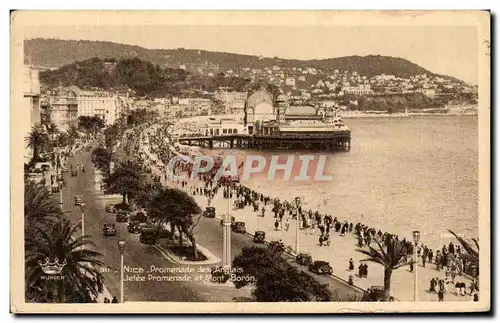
[139,123,474,303]
[190,183,474,302]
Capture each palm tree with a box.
[25,219,104,303]
[24,180,62,241]
[448,230,479,275]
[67,124,80,146]
[25,124,50,164]
[45,121,59,146]
[358,237,409,301]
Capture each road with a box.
[61,145,252,302]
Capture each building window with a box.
[223,129,227,134]
[234,129,238,134]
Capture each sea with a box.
[206,116,479,248]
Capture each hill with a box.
[38,57,250,97]
[25,38,444,79]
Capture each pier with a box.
[177,132,351,151]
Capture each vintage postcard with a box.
[10,10,490,313]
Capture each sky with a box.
[24,25,479,84]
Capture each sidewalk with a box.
[188,186,473,302]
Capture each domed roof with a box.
[246,88,273,110]
[285,105,318,116]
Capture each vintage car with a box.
[220,216,235,226]
[103,224,117,236]
[203,207,216,218]
[296,253,313,266]
[253,231,266,243]
[71,169,78,177]
[74,195,84,206]
[128,221,141,234]
[60,166,68,173]
[51,185,60,193]
[130,212,147,223]
[231,221,246,234]
[363,286,388,301]
[115,210,129,223]
[308,260,333,275]
[139,228,159,245]
[105,204,115,213]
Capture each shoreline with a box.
[143,122,476,253]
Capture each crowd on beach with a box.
[120,120,480,301]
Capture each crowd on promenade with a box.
[125,120,479,301]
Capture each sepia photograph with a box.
[10,10,490,313]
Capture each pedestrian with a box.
[274,219,279,231]
[111,296,118,303]
[319,235,323,247]
[284,218,290,231]
[430,278,436,293]
[349,258,354,271]
[438,289,444,302]
[409,260,414,272]
[348,275,354,285]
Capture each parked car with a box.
[74,195,84,206]
[253,231,266,243]
[139,228,159,245]
[363,286,388,301]
[116,210,129,222]
[128,221,141,234]
[51,185,60,193]
[203,207,216,218]
[105,204,115,213]
[296,253,313,266]
[71,169,78,177]
[231,221,246,234]
[103,224,117,236]
[308,261,333,275]
[130,211,147,223]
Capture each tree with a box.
[231,246,334,302]
[24,180,62,243]
[57,132,69,148]
[147,187,202,258]
[67,124,80,145]
[25,219,104,303]
[103,160,146,205]
[91,147,111,174]
[44,121,59,145]
[78,116,105,138]
[448,230,479,275]
[25,124,50,164]
[357,236,409,301]
[103,123,122,151]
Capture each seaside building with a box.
[215,91,247,114]
[23,65,41,160]
[76,89,122,125]
[41,87,78,131]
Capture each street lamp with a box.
[295,196,301,254]
[79,204,86,240]
[412,230,421,302]
[118,240,126,303]
[58,179,64,211]
[222,182,232,269]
